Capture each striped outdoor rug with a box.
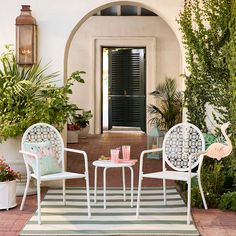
[20,187,199,235]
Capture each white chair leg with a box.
[129,167,134,207]
[187,180,191,225]
[94,166,97,203]
[197,174,208,210]
[163,179,166,205]
[122,167,126,202]
[62,179,66,205]
[136,173,142,217]
[85,172,91,218]
[36,180,41,225]
[20,175,31,211]
[103,168,107,209]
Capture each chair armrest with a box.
[64,148,87,159]
[64,148,89,174]
[140,148,163,164]
[19,150,38,159]
[141,148,163,155]
[139,148,163,176]
[19,150,40,179]
[188,151,206,175]
[190,151,206,158]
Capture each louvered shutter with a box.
[108,48,146,131]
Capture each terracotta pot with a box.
[0,180,17,210]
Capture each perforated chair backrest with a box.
[162,122,205,172]
[21,123,64,167]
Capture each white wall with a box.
[67,16,181,133]
[0,0,184,132]
[0,0,184,84]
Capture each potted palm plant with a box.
[147,78,183,159]
[148,77,183,131]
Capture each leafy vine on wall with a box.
[177,0,236,210]
[178,0,231,132]
[228,0,236,152]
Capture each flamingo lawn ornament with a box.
[204,122,232,160]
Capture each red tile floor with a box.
[0,131,235,236]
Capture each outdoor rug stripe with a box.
[20,187,199,235]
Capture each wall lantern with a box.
[16,5,37,65]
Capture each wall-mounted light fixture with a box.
[16,5,37,65]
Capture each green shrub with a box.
[0,45,84,142]
[219,192,236,211]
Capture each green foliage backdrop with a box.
[178,0,231,132]
[228,0,236,152]
[178,0,236,210]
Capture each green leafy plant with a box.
[0,45,85,142]
[178,0,231,132]
[148,78,183,130]
[219,191,236,211]
[227,0,236,155]
[0,158,20,182]
[37,70,85,129]
[68,110,93,129]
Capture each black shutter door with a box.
[108,48,146,131]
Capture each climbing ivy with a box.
[227,0,236,152]
[177,0,236,210]
[178,0,231,132]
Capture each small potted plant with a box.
[0,158,20,210]
[67,110,93,142]
[73,110,93,138]
[67,115,80,143]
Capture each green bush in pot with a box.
[69,110,93,129]
[0,45,85,142]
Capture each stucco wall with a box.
[0,0,184,133]
[0,0,184,83]
[67,16,181,133]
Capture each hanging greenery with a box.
[178,0,231,132]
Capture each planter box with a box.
[0,180,17,210]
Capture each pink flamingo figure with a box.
[204,122,232,160]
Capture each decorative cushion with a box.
[23,140,61,176]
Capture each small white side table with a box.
[92,160,135,209]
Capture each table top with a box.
[92,160,136,168]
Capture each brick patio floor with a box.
[0,131,235,236]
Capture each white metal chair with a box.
[19,123,91,224]
[136,122,208,224]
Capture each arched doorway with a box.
[64,1,182,134]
